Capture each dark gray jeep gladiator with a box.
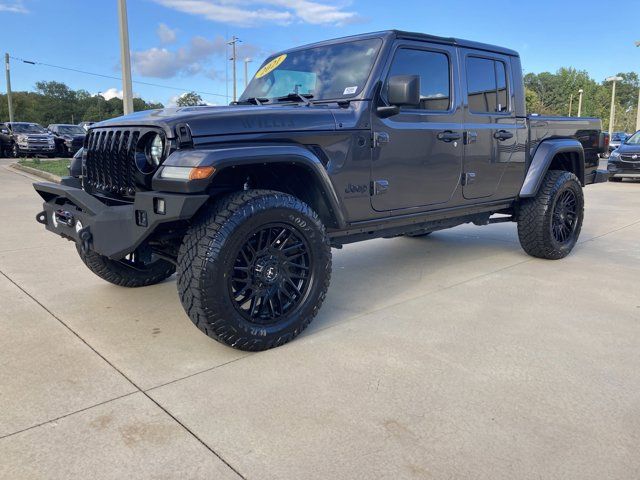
[33,30,609,351]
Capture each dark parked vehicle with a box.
[33,30,609,351]
[607,131,629,155]
[0,122,56,158]
[608,130,640,181]
[48,124,86,157]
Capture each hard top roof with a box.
[279,30,519,57]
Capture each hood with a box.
[616,142,640,154]
[92,104,338,138]
[61,134,86,141]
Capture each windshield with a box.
[625,131,640,145]
[612,133,626,141]
[240,38,382,103]
[12,123,46,134]
[58,125,86,135]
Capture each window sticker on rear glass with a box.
[343,86,358,95]
[255,54,287,79]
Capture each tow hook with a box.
[35,211,47,225]
[78,227,92,254]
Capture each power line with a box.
[8,55,229,99]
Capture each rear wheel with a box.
[517,170,584,259]
[77,247,176,287]
[177,189,332,351]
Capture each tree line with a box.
[525,69,638,132]
[0,81,164,126]
[1,71,639,132]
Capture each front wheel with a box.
[177,190,332,351]
[517,170,584,260]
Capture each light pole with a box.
[635,41,640,131]
[4,53,14,123]
[117,0,134,115]
[227,36,240,102]
[244,58,252,89]
[577,89,584,117]
[568,92,574,116]
[606,75,623,138]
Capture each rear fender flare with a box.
[520,139,585,198]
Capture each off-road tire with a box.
[517,170,584,260]
[177,189,332,351]
[77,246,176,287]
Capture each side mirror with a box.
[388,75,420,107]
[0,129,8,135]
[377,75,421,118]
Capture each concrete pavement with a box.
[1,159,639,479]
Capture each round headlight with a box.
[149,134,163,166]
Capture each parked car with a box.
[78,121,95,131]
[608,130,640,181]
[33,30,609,351]
[48,124,86,157]
[606,131,629,155]
[0,122,56,158]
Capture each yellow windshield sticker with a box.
[255,54,287,79]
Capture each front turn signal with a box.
[189,166,216,180]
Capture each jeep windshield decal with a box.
[239,38,382,104]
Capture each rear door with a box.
[461,51,519,199]
[370,42,463,211]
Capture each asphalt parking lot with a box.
[1,159,639,480]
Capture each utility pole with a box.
[606,76,623,137]
[568,93,574,116]
[4,53,14,123]
[244,57,252,89]
[577,89,584,117]
[227,36,240,102]
[117,0,134,115]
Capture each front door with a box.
[370,43,463,212]
[460,51,519,199]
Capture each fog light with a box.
[154,197,166,215]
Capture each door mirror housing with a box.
[388,75,421,107]
[376,75,421,118]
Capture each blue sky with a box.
[1,0,638,106]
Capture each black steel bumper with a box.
[33,180,208,260]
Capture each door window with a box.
[466,56,509,113]
[387,48,451,111]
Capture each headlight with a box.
[609,150,620,159]
[17,134,28,143]
[148,134,163,166]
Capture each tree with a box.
[176,92,203,107]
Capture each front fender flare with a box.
[153,145,346,229]
[520,139,585,198]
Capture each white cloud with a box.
[150,0,359,27]
[132,34,259,79]
[157,23,177,44]
[0,0,28,13]
[99,88,123,100]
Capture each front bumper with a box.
[608,159,640,178]
[18,144,55,153]
[33,180,208,259]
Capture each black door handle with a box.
[437,131,461,142]
[494,130,514,141]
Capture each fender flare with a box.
[519,139,585,198]
[155,144,346,229]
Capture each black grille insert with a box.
[84,127,160,200]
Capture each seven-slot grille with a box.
[84,128,141,198]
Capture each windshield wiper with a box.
[276,92,314,105]
[237,97,269,106]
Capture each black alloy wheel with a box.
[551,189,579,244]
[229,224,311,325]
